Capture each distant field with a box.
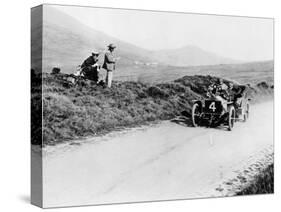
[112,60,274,85]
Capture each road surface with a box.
[42,101,274,208]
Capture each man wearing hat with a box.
[103,44,117,88]
[80,50,100,82]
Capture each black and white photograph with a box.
[31,4,274,208]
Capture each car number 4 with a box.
[209,102,216,112]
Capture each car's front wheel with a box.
[228,106,235,131]
[192,103,201,127]
[243,102,250,122]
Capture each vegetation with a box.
[31,73,273,146]
[31,70,42,146]
[237,164,274,195]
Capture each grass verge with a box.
[31,73,273,146]
[237,164,274,195]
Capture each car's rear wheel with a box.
[246,103,250,119]
[228,106,235,131]
[242,103,250,122]
[243,113,247,122]
[192,103,201,127]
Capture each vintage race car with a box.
[191,94,250,131]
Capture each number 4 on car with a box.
[191,86,250,131]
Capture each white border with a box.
[0,0,279,211]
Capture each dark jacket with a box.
[81,56,99,82]
[208,83,229,99]
[231,85,247,100]
[81,56,98,69]
[102,51,115,71]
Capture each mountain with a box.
[32,6,240,74]
[37,6,158,73]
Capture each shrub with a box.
[147,86,169,98]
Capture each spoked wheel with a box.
[243,113,247,122]
[246,103,250,119]
[243,103,250,122]
[192,103,201,127]
[228,106,235,131]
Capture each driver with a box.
[207,78,229,113]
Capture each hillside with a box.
[31,6,42,73]
[151,45,239,67]
[31,73,273,146]
[38,6,157,73]
[31,6,242,74]
[112,60,274,85]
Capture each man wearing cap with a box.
[103,44,117,88]
[207,78,229,113]
[81,50,100,82]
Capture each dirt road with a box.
[43,101,274,208]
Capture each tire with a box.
[243,113,247,122]
[242,103,250,122]
[192,103,201,127]
[246,103,250,119]
[228,106,235,131]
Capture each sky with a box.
[52,5,273,61]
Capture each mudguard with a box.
[192,100,202,108]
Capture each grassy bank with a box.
[237,164,274,195]
[31,73,273,146]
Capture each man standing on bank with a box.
[103,43,117,88]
